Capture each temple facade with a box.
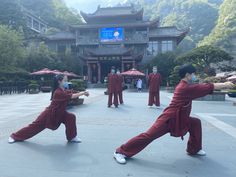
[70,5,188,83]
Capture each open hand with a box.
[224,82,235,89]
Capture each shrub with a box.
[203,76,227,83]
[70,79,86,91]
[28,80,39,91]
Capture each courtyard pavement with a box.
[0,89,236,177]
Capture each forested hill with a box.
[199,0,236,52]
[20,0,82,28]
[0,0,82,32]
[122,0,224,51]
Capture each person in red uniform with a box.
[116,69,124,105]
[8,74,89,144]
[113,64,234,164]
[148,66,162,108]
[107,67,119,108]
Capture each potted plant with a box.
[28,81,40,94]
[40,80,52,93]
[228,90,236,98]
[40,86,52,92]
[70,79,86,91]
[68,79,86,106]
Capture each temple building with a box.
[69,5,188,83]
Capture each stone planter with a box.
[68,98,84,106]
[29,90,40,94]
[228,92,236,98]
[41,86,52,93]
[195,91,226,101]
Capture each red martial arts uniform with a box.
[116,80,214,157]
[108,73,119,107]
[148,73,162,106]
[11,88,77,141]
[117,74,124,104]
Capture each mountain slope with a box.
[123,0,222,51]
[199,0,236,49]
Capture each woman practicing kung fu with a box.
[113,64,235,164]
[8,74,89,144]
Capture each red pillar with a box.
[97,62,101,83]
[132,60,136,69]
[87,63,91,83]
[121,59,124,72]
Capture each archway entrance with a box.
[100,60,121,83]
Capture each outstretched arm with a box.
[186,81,234,100]
[71,91,89,99]
[213,82,235,90]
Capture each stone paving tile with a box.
[0,89,236,177]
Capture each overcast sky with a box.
[64,0,128,13]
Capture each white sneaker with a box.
[8,137,16,144]
[188,149,206,156]
[148,106,152,108]
[196,150,206,156]
[69,137,82,143]
[113,152,126,164]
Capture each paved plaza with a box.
[0,89,236,177]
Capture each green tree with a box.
[199,0,236,49]
[148,52,177,86]
[0,0,26,30]
[59,49,82,75]
[25,42,62,72]
[176,45,233,76]
[0,25,26,67]
[25,43,81,74]
[168,65,181,87]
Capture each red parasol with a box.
[30,68,56,75]
[121,68,145,77]
[31,68,79,77]
[63,71,79,77]
[52,70,63,75]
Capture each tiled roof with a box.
[83,5,140,17]
[149,26,189,38]
[43,32,75,40]
[80,5,143,22]
[71,18,159,29]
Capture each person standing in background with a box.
[116,69,124,105]
[136,78,142,92]
[148,66,162,108]
[107,66,119,108]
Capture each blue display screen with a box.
[100,27,123,42]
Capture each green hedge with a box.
[70,79,86,91]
